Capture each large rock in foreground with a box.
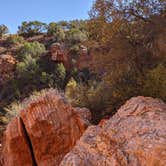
[1,117,34,166]
[1,90,91,166]
[60,96,166,166]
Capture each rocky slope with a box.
[60,96,166,166]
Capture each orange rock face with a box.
[50,43,92,71]
[1,117,34,166]
[60,96,166,166]
[1,90,91,166]
[50,43,70,70]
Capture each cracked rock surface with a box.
[1,90,91,166]
[1,95,166,166]
[60,96,166,166]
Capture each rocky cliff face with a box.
[50,42,91,71]
[1,90,91,166]
[60,96,166,166]
[1,117,34,166]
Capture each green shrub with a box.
[47,22,65,42]
[65,78,77,100]
[66,81,112,123]
[16,55,39,77]
[17,41,46,60]
[57,63,66,81]
[48,63,66,88]
[15,45,42,94]
[66,28,87,44]
[18,21,47,37]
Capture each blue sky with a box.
[0,0,94,34]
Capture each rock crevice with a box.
[19,118,37,166]
[1,95,166,166]
[1,90,91,166]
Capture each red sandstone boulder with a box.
[1,117,34,166]
[60,96,166,166]
[2,90,91,166]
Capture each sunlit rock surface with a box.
[60,96,166,166]
[1,90,91,166]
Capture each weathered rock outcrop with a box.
[1,95,166,166]
[76,45,91,70]
[60,96,166,166]
[1,117,34,166]
[50,43,91,71]
[1,90,91,166]
[50,43,70,70]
